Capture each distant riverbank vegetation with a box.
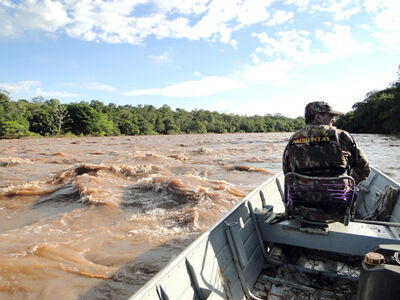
[336,67,400,134]
[0,91,305,139]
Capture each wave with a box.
[33,183,82,209]
[30,242,116,279]
[167,154,189,161]
[0,181,57,198]
[52,163,165,183]
[1,161,247,232]
[229,165,275,174]
[195,147,212,154]
[124,174,245,230]
[0,157,32,167]
[1,163,165,206]
[0,241,116,296]
[133,174,245,199]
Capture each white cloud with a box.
[184,0,271,42]
[252,30,322,64]
[243,23,373,92]
[372,2,400,31]
[251,24,371,68]
[359,24,370,30]
[250,53,261,64]
[83,82,117,92]
[149,53,171,63]
[0,0,398,57]
[266,10,294,26]
[0,80,41,94]
[284,0,309,7]
[238,60,296,86]
[61,81,117,92]
[124,76,246,97]
[0,6,15,36]
[373,31,400,51]
[0,81,79,99]
[230,39,238,50]
[362,0,384,12]
[361,0,400,51]
[193,70,202,77]
[0,0,273,44]
[34,88,79,98]
[315,25,371,58]
[235,0,271,27]
[157,0,209,15]
[311,0,361,21]
[0,0,71,36]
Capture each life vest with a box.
[286,125,350,177]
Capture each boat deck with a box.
[252,245,360,300]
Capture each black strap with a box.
[295,166,348,177]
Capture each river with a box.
[0,133,399,299]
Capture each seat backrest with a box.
[284,172,356,225]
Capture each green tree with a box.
[154,116,166,133]
[65,102,118,135]
[252,116,266,132]
[0,91,31,138]
[47,99,68,135]
[164,117,180,134]
[336,66,400,134]
[138,117,155,135]
[0,121,31,139]
[28,99,68,135]
[115,108,140,135]
[187,120,207,134]
[118,119,140,135]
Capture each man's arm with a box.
[340,131,370,184]
[282,144,291,175]
[351,146,370,184]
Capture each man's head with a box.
[305,101,342,125]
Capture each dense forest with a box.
[335,67,400,134]
[0,91,305,139]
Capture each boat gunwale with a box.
[369,164,400,186]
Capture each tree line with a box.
[0,92,305,139]
[335,67,400,134]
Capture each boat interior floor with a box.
[253,244,361,300]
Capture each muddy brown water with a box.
[0,133,399,299]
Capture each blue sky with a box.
[1,0,399,118]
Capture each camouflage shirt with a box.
[282,125,370,184]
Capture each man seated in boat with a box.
[282,101,370,223]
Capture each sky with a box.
[0,0,399,118]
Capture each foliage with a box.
[336,67,400,134]
[0,92,34,138]
[64,102,119,136]
[0,91,306,138]
[0,121,31,139]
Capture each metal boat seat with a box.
[284,172,356,226]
